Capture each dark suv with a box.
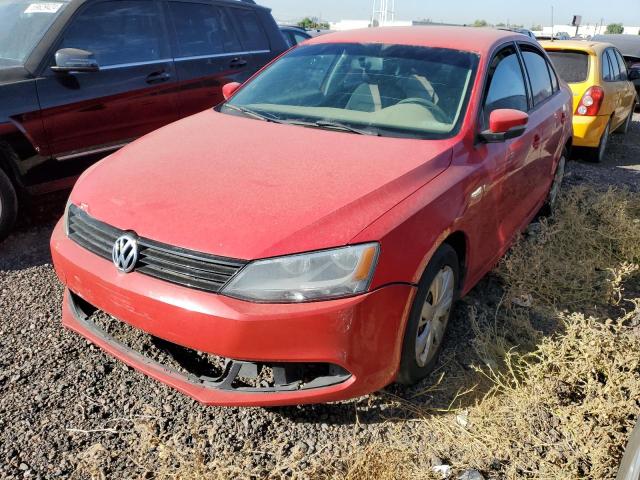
[0,0,286,240]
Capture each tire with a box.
[397,244,459,385]
[587,120,610,163]
[616,106,634,135]
[541,148,567,216]
[0,167,18,242]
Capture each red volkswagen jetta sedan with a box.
[51,27,572,406]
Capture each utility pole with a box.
[551,6,554,39]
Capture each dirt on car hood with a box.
[71,109,454,259]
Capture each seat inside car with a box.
[345,57,406,112]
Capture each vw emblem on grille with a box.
[112,234,139,273]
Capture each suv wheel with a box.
[0,167,18,242]
[397,244,459,385]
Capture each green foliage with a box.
[606,23,624,34]
[297,17,329,30]
[473,19,488,27]
[531,24,543,31]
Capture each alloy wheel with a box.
[415,265,454,367]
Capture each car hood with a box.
[71,110,454,260]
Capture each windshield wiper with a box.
[312,120,381,136]
[224,104,285,123]
[224,105,381,136]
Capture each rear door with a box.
[226,6,273,79]
[604,48,625,127]
[518,43,560,215]
[37,0,179,163]
[612,49,636,122]
[167,0,248,117]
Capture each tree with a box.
[531,24,543,31]
[496,22,506,27]
[297,17,329,30]
[605,23,624,34]
[473,19,488,27]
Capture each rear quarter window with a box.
[546,50,589,83]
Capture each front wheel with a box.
[397,244,459,385]
[0,167,18,242]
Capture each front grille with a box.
[67,204,247,293]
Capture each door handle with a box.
[145,71,171,84]
[532,134,541,149]
[229,57,247,68]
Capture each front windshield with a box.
[0,0,68,64]
[222,43,479,139]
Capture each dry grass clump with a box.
[499,186,640,309]
[431,307,640,479]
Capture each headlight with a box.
[63,201,71,236]
[221,243,379,303]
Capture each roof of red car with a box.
[305,26,523,54]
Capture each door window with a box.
[521,47,553,106]
[169,2,241,58]
[547,59,559,91]
[614,49,628,80]
[602,50,613,81]
[482,46,528,128]
[228,8,269,51]
[607,50,621,81]
[59,1,168,67]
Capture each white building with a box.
[540,24,640,37]
[329,19,412,31]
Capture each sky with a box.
[259,0,640,28]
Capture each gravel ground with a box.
[0,115,639,479]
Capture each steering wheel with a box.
[397,97,449,123]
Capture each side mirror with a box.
[51,48,99,73]
[479,109,528,143]
[222,82,242,100]
[629,69,640,81]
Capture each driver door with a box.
[36,0,179,164]
[466,44,534,277]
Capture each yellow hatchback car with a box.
[541,40,637,162]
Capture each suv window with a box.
[227,8,269,51]
[614,49,628,80]
[602,50,613,81]
[482,46,528,128]
[0,0,69,64]
[169,2,241,57]
[59,1,168,67]
[521,47,553,105]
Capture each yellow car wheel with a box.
[616,107,634,135]
[588,121,611,163]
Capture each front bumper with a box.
[572,114,610,148]
[51,220,416,406]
